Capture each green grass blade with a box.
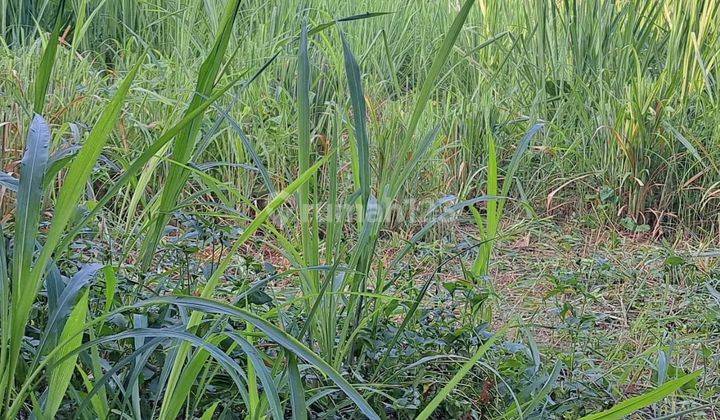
[401,0,475,152]
[160,335,247,420]
[200,401,220,420]
[472,130,498,277]
[143,296,381,420]
[226,332,283,420]
[3,114,51,404]
[33,0,65,114]
[34,263,103,369]
[70,0,106,48]
[13,115,51,301]
[142,0,241,268]
[0,225,10,406]
[663,122,706,166]
[102,266,117,313]
[43,290,88,418]
[499,122,544,202]
[416,323,510,420]
[78,365,108,419]
[298,21,319,294]
[381,30,402,97]
[473,122,543,278]
[307,12,392,37]
[287,353,307,420]
[340,30,371,208]
[580,371,701,420]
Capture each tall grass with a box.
[10,0,711,230]
[0,0,716,417]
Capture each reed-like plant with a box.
[0,0,714,417]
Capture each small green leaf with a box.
[664,256,685,266]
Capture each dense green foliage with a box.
[0,0,718,418]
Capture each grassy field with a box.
[0,0,719,418]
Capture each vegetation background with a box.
[0,0,718,418]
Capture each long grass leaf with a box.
[340,30,371,208]
[4,114,51,402]
[142,296,381,420]
[226,332,284,420]
[401,0,475,151]
[416,323,510,420]
[34,263,103,368]
[287,353,307,420]
[307,12,392,37]
[142,0,241,268]
[580,371,701,420]
[663,122,706,166]
[161,335,248,420]
[0,225,10,405]
[33,0,65,114]
[298,21,320,295]
[43,290,88,418]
